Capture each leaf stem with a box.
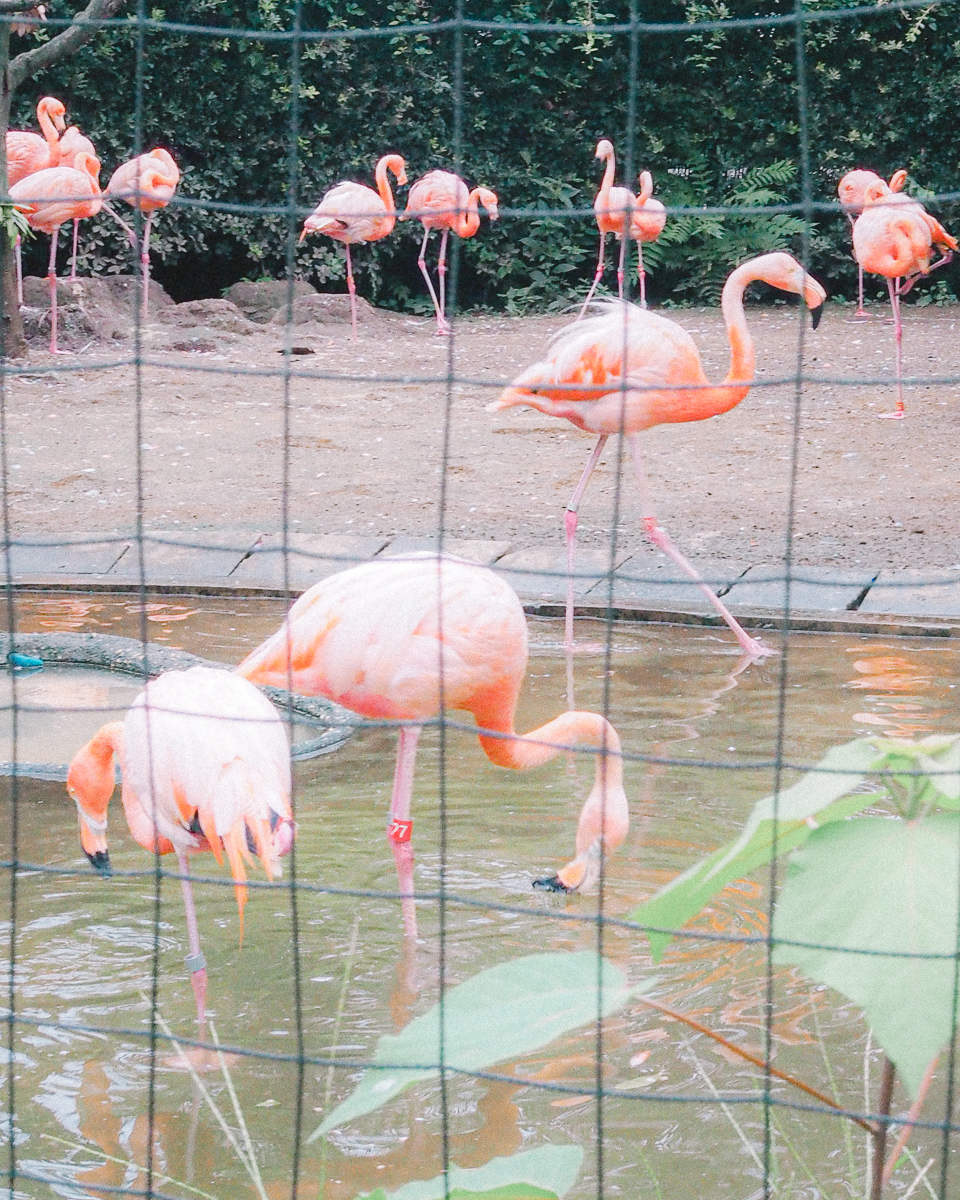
[870,1056,896,1200]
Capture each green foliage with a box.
[10,0,959,306]
[629,734,960,1097]
[0,203,32,247]
[353,1145,585,1200]
[309,951,646,1140]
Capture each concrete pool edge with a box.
[6,577,960,640]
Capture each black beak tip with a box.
[811,303,823,331]
[85,849,112,876]
[533,874,573,894]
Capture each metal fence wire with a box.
[2,0,960,1198]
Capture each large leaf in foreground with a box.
[355,1144,584,1200]
[773,814,960,1098]
[310,953,645,1140]
[628,739,882,959]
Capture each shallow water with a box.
[2,593,959,1199]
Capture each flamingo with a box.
[852,181,957,419]
[404,170,499,334]
[838,168,907,317]
[489,252,826,679]
[236,554,629,941]
[56,124,98,283]
[105,149,181,319]
[10,152,102,353]
[6,96,65,186]
[299,154,407,341]
[579,139,665,316]
[66,667,296,1028]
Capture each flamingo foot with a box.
[533,874,573,893]
[877,409,906,420]
[738,633,778,660]
[850,308,873,321]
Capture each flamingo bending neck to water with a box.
[404,170,499,334]
[67,667,295,1028]
[490,252,826,687]
[838,168,907,317]
[236,555,629,941]
[300,154,407,341]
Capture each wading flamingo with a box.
[490,252,826,683]
[105,149,180,319]
[6,96,65,185]
[853,182,956,419]
[838,168,907,317]
[299,154,407,341]
[579,140,665,316]
[237,554,628,941]
[10,152,102,353]
[404,170,499,334]
[56,124,97,283]
[66,667,295,1029]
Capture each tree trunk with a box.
[0,21,26,360]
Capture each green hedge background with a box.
[14,0,960,310]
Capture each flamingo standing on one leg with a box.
[10,152,102,353]
[237,554,629,941]
[838,168,907,317]
[56,124,98,283]
[7,96,67,304]
[489,252,826,684]
[105,149,180,319]
[404,170,498,334]
[579,139,637,317]
[299,154,407,341]
[852,181,957,420]
[66,667,296,1029]
[632,171,666,309]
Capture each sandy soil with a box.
[5,295,960,571]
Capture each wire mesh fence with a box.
[2,1,960,1198]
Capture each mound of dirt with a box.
[157,298,257,334]
[270,292,379,326]
[20,274,174,347]
[224,279,316,323]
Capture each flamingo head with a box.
[757,251,827,327]
[533,840,606,894]
[67,740,116,873]
[838,168,884,214]
[477,187,499,221]
[888,168,908,193]
[636,169,654,201]
[39,96,66,133]
[862,179,894,208]
[76,152,101,182]
[377,154,407,188]
[595,138,614,162]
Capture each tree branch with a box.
[8,0,127,91]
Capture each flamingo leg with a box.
[437,229,450,330]
[628,435,776,660]
[848,215,870,320]
[900,249,954,295]
[140,213,153,321]
[577,232,607,320]
[878,277,905,419]
[103,201,139,250]
[177,850,208,1030]
[388,725,420,941]
[616,233,628,302]
[344,243,358,342]
[564,434,608,708]
[15,235,22,307]
[69,218,79,283]
[47,228,62,355]
[637,239,647,309]
[417,226,449,336]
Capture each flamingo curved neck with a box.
[456,190,482,238]
[598,147,616,204]
[37,104,60,153]
[714,260,760,411]
[375,161,397,212]
[477,709,622,781]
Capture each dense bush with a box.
[13,0,960,308]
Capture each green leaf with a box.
[355,1145,584,1200]
[773,814,960,1097]
[310,954,644,1140]
[628,738,883,959]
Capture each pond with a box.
[2,592,958,1199]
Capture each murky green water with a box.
[2,594,958,1199]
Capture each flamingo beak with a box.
[85,848,112,875]
[811,303,823,331]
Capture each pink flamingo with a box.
[853,181,956,419]
[56,124,98,283]
[490,252,826,679]
[105,149,180,319]
[838,168,907,317]
[404,170,499,334]
[66,667,295,1029]
[579,139,665,316]
[10,152,102,353]
[299,154,407,341]
[6,96,65,185]
[237,554,629,941]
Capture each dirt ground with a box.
[5,283,960,572]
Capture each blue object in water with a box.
[8,652,43,673]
